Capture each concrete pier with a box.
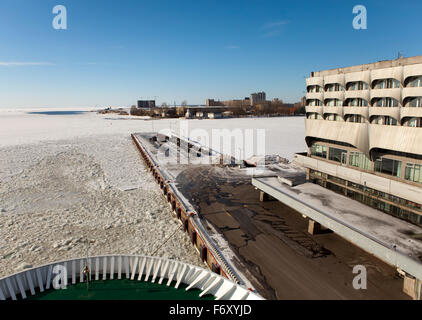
[259,191,270,202]
[403,275,422,300]
[308,220,321,235]
[252,176,422,299]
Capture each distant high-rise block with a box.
[137,100,156,109]
[250,92,266,106]
[206,99,224,106]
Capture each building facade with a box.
[137,100,156,109]
[250,92,266,106]
[297,55,422,227]
[206,99,224,106]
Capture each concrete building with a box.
[137,100,156,109]
[183,106,227,119]
[206,99,224,106]
[297,55,422,227]
[223,99,249,108]
[250,92,266,106]
[251,55,422,300]
[208,112,222,119]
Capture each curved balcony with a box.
[305,105,323,116]
[323,90,345,101]
[370,88,401,105]
[371,66,403,86]
[323,73,345,86]
[345,89,370,101]
[305,119,369,155]
[306,91,324,101]
[345,70,371,86]
[368,107,400,122]
[323,106,344,118]
[400,107,422,125]
[343,106,369,120]
[306,76,324,88]
[369,125,422,157]
[403,64,422,83]
[402,87,422,103]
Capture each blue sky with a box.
[1,0,422,108]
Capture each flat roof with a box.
[252,176,422,279]
[311,54,422,77]
[255,177,422,258]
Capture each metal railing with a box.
[0,255,263,301]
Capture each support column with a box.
[308,219,322,235]
[403,274,422,300]
[259,191,270,202]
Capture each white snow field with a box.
[0,108,305,277]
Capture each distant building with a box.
[183,106,228,119]
[137,100,156,109]
[208,112,222,119]
[223,99,249,108]
[206,99,224,106]
[301,96,306,107]
[250,92,266,106]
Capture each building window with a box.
[307,113,323,120]
[385,116,397,125]
[349,152,372,170]
[347,81,369,91]
[408,76,422,88]
[374,97,399,107]
[371,116,397,126]
[347,98,368,107]
[310,169,322,177]
[374,158,402,178]
[327,175,347,185]
[308,85,323,93]
[372,116,383,125]
[405,163,422,184]
[345,114,365,123]
[329,147,347,163]
[325,83,344,92]
[373,78,400,89]
[407,117,422,127]
[325,99,343,106]
[308,99,322,106]
[311,144,327,158]
[325,113,342,121]
[409,97,422,107]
